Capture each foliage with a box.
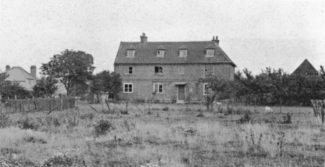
[0,112,10,128]
[91,70,122,100]
[94,119,114,137]
[32,77,58,97]
[234,67,325,106]
[200,77,235,111]
[41,49,95,96]
[0,72,31,100]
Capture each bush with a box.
[0,112,10,128]
[42,155,73,167]
[94,119,114,137]
[162,106,169,111]
[238,112,252,124]
[17,117,40,130]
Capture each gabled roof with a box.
[114,41,236,66]
[292,59,318,76]
[6,66,36,81]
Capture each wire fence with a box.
[2,97,76,113]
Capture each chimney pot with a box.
[215,36,220,45]
[140,33,148,43]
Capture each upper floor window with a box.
[123,83,133,93]
[128,66,133,74]
[206,49,215,57]
[153,83,164,93]
[156,49,165,57]
[204,65,214,77]
[179,49,188,58]
[126,49,135,58]
[155,66,163,74]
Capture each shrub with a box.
[238,112,252,124]
[42,155,73,167]
[94,119,114,137]
[17,117,39,130]
[0,112,10,128]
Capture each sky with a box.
[0,0,324,75]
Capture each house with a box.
[291,59,318,76]
[5,65,37,91]
[114,33,236,103]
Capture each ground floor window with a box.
[153,83,163,93]
[124,83,133,93]
[203,83,209,95]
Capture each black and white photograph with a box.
[0,0,325,166]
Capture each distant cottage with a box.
[114,33,236,103]
[5,65,37,91]
[292,59,318,76]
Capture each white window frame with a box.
[156,49,165,57]
[203,83,209,95]
[206,49,215,57]
[179,49,188,58]
[123,83,133,93]
[126,49,135,58]
[153,83,164,94]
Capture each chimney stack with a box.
[212,36,220,46]
[140,33,148,43]
[5,65,10,72]
[30,65,36,78]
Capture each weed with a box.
[0,112,10,128]
[42,155,73,167]
[238,112,252,124]
[94,119,114,137]
[17,117,40,130]
[23,136,47,144]
[162,107,169,111]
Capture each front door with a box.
[177,85,185,103]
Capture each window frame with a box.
[153,82,164,94]
[179,49,188,58]
[123,83,133,93]
[203,83,209,95]
[126,49,135,58]
[205,49,215,57]
[154,66,164,74]
[128,66,133,74]
[156,49,165,58]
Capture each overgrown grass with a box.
[0,103,323,166]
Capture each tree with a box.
[91,70,122,100]
[91,71,122,112]
[33,77,58,97]
[200,77,235,111]
[41,49,95,96]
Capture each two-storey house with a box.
[114,33,236,103]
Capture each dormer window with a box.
[126,49,135,58]
[205,49,215,57]
[179,49,188,57]
[156,49,165,57]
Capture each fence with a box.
[2,97,76,113]
[311,99,325,124]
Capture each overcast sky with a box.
[0,0,324,75]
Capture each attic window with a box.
[205,49,215,57]
[126,49,135,58]
[179,49,188,58]
[156,49,165,57]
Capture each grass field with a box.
[0,102,324,167]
